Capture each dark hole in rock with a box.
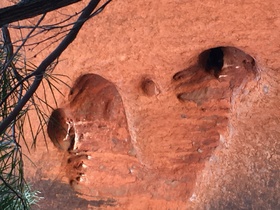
[47,108,73,151]
[174,46,258,103]
[198,46,258,81]
[199,47,224,78]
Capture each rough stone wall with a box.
[1,0,279,209]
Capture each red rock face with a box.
[47,47,258,204]
[10,0,278,208]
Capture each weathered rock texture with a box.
[2,0,279,209]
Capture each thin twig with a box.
[10,10,82,30]
[0,0,81,27]
[1,14,46,75]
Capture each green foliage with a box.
[0,33,64,209]
[0,25,70,208]
[0,39,41,209]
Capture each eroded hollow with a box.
[198,46,258,82]
[47,74,135,196]
[140,77,160,96]
[47,74,132,153]
[174,46,258,103]
[47,108,75,151]
[172,46,259,175]
[199,47,224,78]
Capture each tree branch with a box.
[0,0,109,133]
[0,0,81,27]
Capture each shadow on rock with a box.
[30,179,116,210]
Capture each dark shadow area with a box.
[197,46,258,80]
[199,47,224,78]
[207,170,280,210]
[30,179,116,210]
[47,108,74,151]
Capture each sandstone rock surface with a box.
[2,0,279,209]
